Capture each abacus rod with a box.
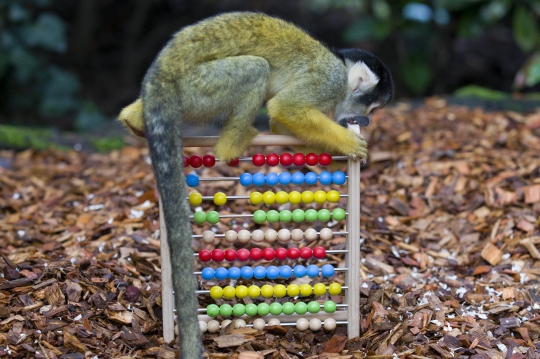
[195,175,350,182]
[192,231,349,238]
[216,156,349,162]
[193,267,348,275]
[245,321,349,327]
[192,249,349,257]
[197,310,348,323]
[197,194,349,200]
[195,286,349,294]
[189,213,348,219]
[196,304,348,313]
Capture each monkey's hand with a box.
[340,129,368,160]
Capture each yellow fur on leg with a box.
[119,99,145,137]
[214,126,259,161]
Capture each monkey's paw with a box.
[342,131,368,160]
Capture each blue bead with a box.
[215,267,228,280]
[291,172,304,185]
[279,265,292,279]
[332,171,346,185]
[321,264,335,277]
[201,267,215,280]
[252,172,266,186]
[228,267,241,280]
[305,172,318,185]
[278,172,292,185]
[186,174,199,187]
[239,173,253,186]
[253,266,267,279]
[293,265,307,278]
[265,172,279,186]
[266,266,279,279]
[319,171,332,185]
[240,266,254,279]
[306,264,320,278]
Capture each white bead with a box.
[207,320,220,333]
[252,318,266,331]
[324,318,337,331]
[202,230,215,244]
[309,318,322,331]
[265,229,278,242]
[291,229,304,242]
[277,229,291,242]
[268,318,281,327]
[319,228,333,241]
[235,319,247,328]
[237,230,251,243]
[251,229,265,243]
[222,319,232,328]
[296,318,309,331]
[224,230,238,243]
[199,320,208,333]
[304,228,318,242]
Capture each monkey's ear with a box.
[348,62,379,95]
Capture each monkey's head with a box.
[334,49,394,128]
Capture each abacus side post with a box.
[159,199,176,342]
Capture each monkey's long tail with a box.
[143,85,203,358]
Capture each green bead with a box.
[257,303,270,316]
[294,302,307,315]
[332,208,346,221]
[282,302,295,315]
[207,304,220,317]
[245,303,258,316]
[233,303,246,317]
[219,304,233,317]
[307,301,320,314]
[253,210,267,224]
[267,210,280,223]
[305,209,318,222]
[317,209,331,222]
[269,302,283,315]
[279,210,292,223]
[193,211,207,224]
[206,211,220,224]
[291,209,305,223]
[323,300,337,313]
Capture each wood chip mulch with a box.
[1,98,540,359]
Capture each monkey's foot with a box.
[214,127,259,161]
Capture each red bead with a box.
[287,247,300,260]
[252,154,265,167]
[224,249,237,262]
[292,153,305,166]
[275,247,288,260]
[190,155,203,168]
[266,153,279,166]
[183,155,190,168]
[300,247,313,259]
[202,154,216,167]
[198,249,212,262]
[280,152,293,166]
[211,249,225,262]
[226,157,240,167]
[319,153,332,166]
[236,248,250,261]
[305,153,318,166]
[313,246,326,259]
[250,248,263,261]
[262,248,275,261]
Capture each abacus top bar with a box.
[184,134,306,147]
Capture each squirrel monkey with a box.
[119,12,393,358]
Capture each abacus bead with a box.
[223,286,236,299]
[332,171,346,185]
[313,246,326,259]
[250,248,263,261]
[300,247,313,259]
[313,190,327,204]
[275,247,288,260]
[265,229,278,242]
[253,266,266,279]
[206,211,220,224]
[307,301,320,313]
[287,247,300,260]
[279,265,292,279]
[262,191,276,205]
[215,267,228,280]
[245,303,258,316]
[275,191,289,204]
[248,285,261,298]
[235,319,247,329]
[202,231,215,244]
[268,318,281,326]
[211,249,225,262]
[278,172,292,185]
[207,320,220,333]
[328,283,342,295]
[226,157,240,167]
[253,210,267,224]
[237,230,251,243]
[190,155,203,168]
[291,171,304,185]
[236,285,248,298]
[252,172,266,186]
[249,192,263,205]
[189,193,203,206]
[307,264,320,277]
[319,171,332,185]
[239,173,253,186]
[222,320,232,328]
[305,153,318,166]
[287,284,300,297]
[332,208,346,221]
[265,172,279,186]
[294,302,308,315]
[257,303,270,316]
[252,153,265,167]
[317,209,331,222]
[293,265,307,278]
[183,155,189,168]
[292,153,305,166]
[269,302,283,315]
[279,209,292,223]
[304,228,318,242]
[301,191,314,204]
[201,267,214,280]
[202,154,215,167]
[220,304,233,317]
[266,210,280,223]
[321,264,335,277]
[199,321,208,333]
[274,284,287,298]
[240,266,253,279]
[207,304,220,318]
[305,209,318,222]
[291,229,304,242]
[251,229,265,243]
[233,303,246,316]
[262,248,275,261]
[313,283,327,296]
[225,230,238,243]
[292,209,305,223]
[300,284,312,296]
[277,229,291,242]
[309,318,322,331]
[253,318,266,331]
[326,190,340,203]
[324,300,337,313]
[296,318,309,331]
[324,318,337,331]
[186,174,199,187]
[266,266,280,280]
[237,248,250,261]
[266,153,279,166]
[213,192,227,206]
[319,153,332,166]
[228,266,241,280]
[319,228,333,240]
[280,152,293,166]
[305,172,318,185]
[282,302,295,315]
[288,191,302,204]
[261,284,273,298]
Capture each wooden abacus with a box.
[159,127,361,342]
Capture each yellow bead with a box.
[222,286,236,300]
[213,192,227,206]
[313,190,327,204]
[209,286,223,300]
[301,191,314,204]
[287,284,300,297]
[313,283,327,296]
[289,191,302,204]
[328,283,342,296]
[261,284,274,298]
[189,192,202,206]
[275,191,289,204]
[273,284,287,298]
[299,284,313,297]
[326,190,340,203]
[250,192,263,205]
[248,285,261,299]
[236,285,248,299]
[262,191,276,205]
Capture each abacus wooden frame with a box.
[159,129,361,342]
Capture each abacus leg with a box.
[159,199,175,343]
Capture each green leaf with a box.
[372,0,391,20]
[454,85,507,99]
[10,46,40,83]
[39,66,80,117]
[400,60,432,94]
[436,0,484,12]
[480,0,511,23]
[456,10,485,38]
[21,12,67,53]
[75,102,108,132]
[513,5,539,53]
[343,17,377,43]
[8,3,30,22]
[523,54,540,87]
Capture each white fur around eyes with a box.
[348,61,379,93]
